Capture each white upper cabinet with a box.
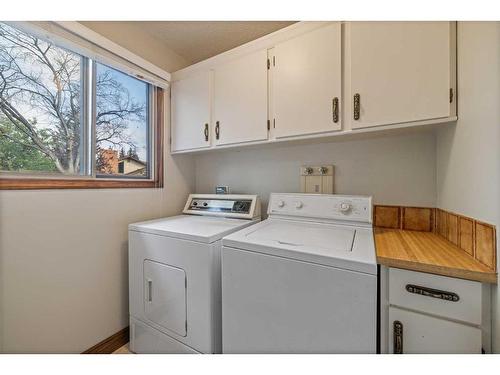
[213,49,269,146]
[348,22,452,129]
[273,23,342,138]
[170,22,456,154]
[171,71,211,152]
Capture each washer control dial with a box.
[277,200,285,208]
[295,201,303,209]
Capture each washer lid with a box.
[222,219,377,274]
[246,219,356,252]
[129,215,258,243]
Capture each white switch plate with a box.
[300,165,334,194]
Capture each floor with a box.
[112,343,133,354]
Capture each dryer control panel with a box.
[183,194,261,220]
[268,193,372,224]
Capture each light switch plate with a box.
[300,165,334,194]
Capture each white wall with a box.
[436,22,500,353]
[195,131,437,213]
[0,27,196,353]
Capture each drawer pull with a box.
[405,284,460,302]
[393,321,403,354]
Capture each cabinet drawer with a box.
[389,307,482,354]
[389,268,482,325]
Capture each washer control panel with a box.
[268,193,372,224]
[183,194,261,219]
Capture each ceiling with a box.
[128,21,296,64]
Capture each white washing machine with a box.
[128,194,260,353]
[221,193,377,353]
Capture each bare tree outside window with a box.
[95,63,149,177]
[0,23,150,177]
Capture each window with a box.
[0,23,85,175]
[0,23,164,189]
[95,63,150,178]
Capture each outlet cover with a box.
[300,165,334,194]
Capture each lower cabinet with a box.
[382,267,491,354]
[389,307,482,354]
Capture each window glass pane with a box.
[0,23,84,175]
[95,63,149,178]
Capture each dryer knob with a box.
[295,201,303,209]
[339,202,351,213]
[277,200,285,208]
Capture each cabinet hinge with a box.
[273,56,275,66]
[267,119,270,131]
[273,118,275,128]
[267,58,270,70]
[449,88,454,103]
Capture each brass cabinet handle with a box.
[332,97,339,123]
[215,121,220,140]
[353,93,360,120]
[393,321,403,354]
[204,123,209,141]
[406,284,460,302]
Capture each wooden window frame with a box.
[0,89,164,190]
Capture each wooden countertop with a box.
[375,228,497,284]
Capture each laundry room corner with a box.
[0,21,197,353]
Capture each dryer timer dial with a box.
[339,202,352,213]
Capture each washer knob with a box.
[277,200,285,208]
[295,201,303,209]
[339,202,351,213]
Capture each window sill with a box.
[0,177,163,190]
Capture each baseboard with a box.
[82,326,129,354]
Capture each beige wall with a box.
[80,21,190,72]
[436,22,500,353]
[0,27,196,353]
[195,131,438,214]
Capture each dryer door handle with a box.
[147,279,153,302]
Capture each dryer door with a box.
[144,260,187,337]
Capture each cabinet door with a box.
[213,49,268,146]
[389,307,481,354]
[349,22,451,129]
[144,260,187,337]
[274,23,342,138]
[171,70,211,152]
